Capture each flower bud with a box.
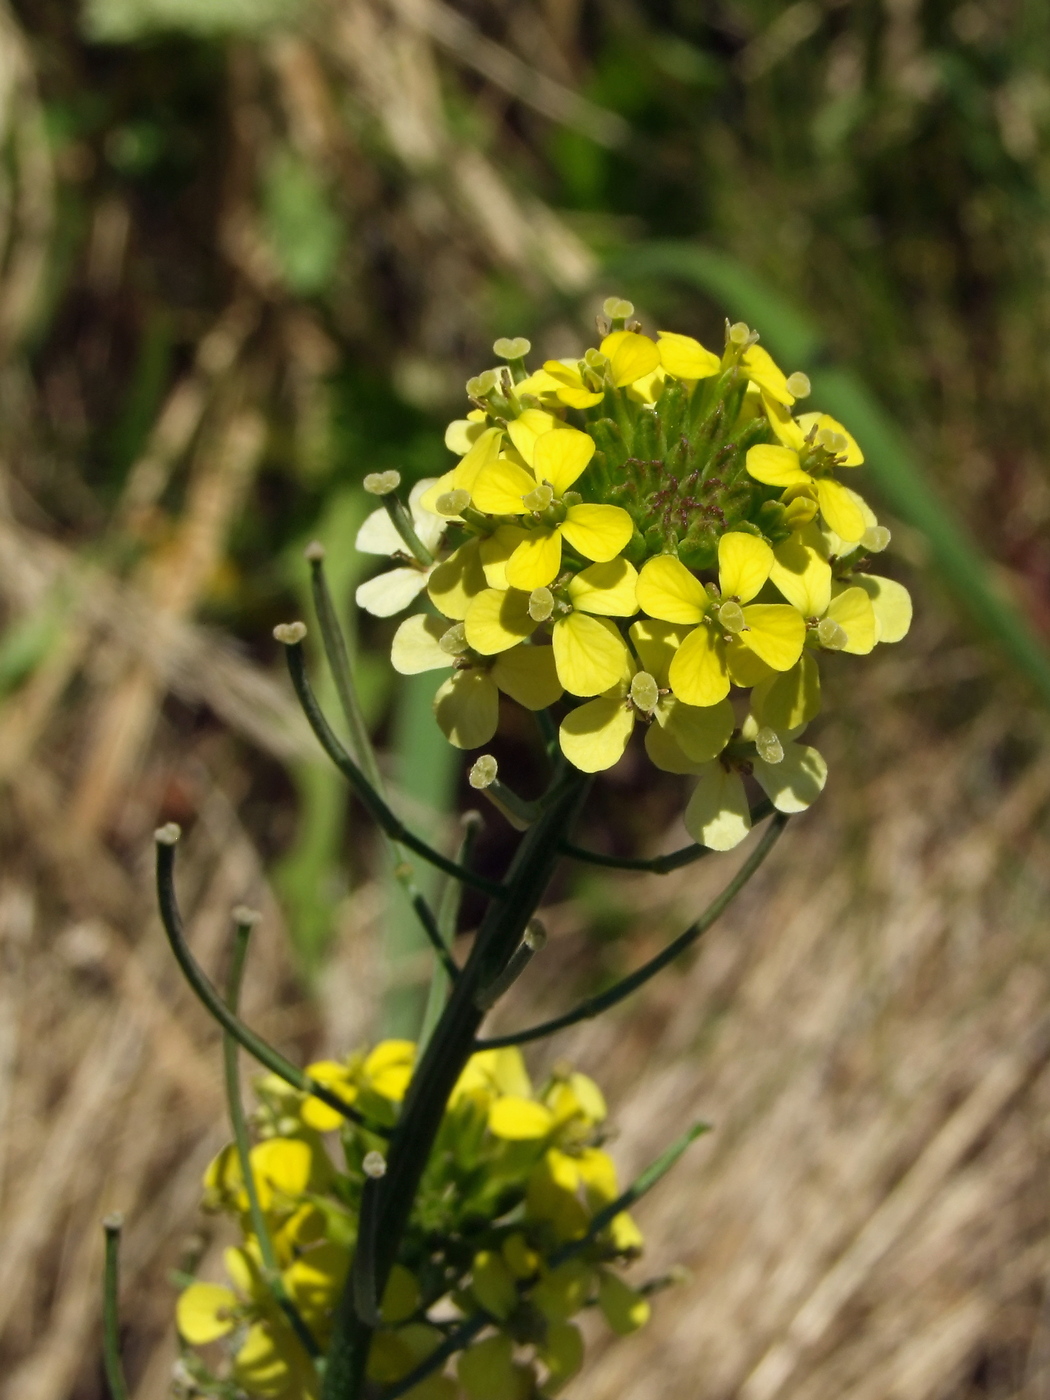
[363,470,401,496]
[523,483,554,512]
[603,296,634,319]
[629,670,659,713]
[493,336,531,360]
[469,755,498,790]
[785,371,811,399]
[862,525,891,553]
[529,587,554,622]
[362,1150,387,1179]
[718,600,746,633]
[439,623,469,655]
[755,726,784,764]
[783,496,818,528]
[436,488,470,517]
[817,616,848,650]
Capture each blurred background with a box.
[1,0,1050,1397]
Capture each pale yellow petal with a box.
[559,696,635,772]
[479,525,530,588]
[450,425,504,493]
[644,720,705,774]
[428,538,487,620]
[718,532,773,603]
[660,695,734,763]
[751,653,821,730]
[815,478,866,542]
[356,566,430,618]
[489,1097,554,1140]
[598,1271,651,1336]
[742,344,793,405]
[762,393,807,449]
[552,612,630,697]
[657,330,720,380]
[739,604,806,671]
[770,530,832,616]
[629,617,691,687]
[506,409,561,467]
[471,457,537,515]
[684,764,751,850]
[637,555,708,625]
[796,412,864,464]
[505,529,563,590]
[745,444,811,488]
[464,588,538,654]
[827,585,877,654]
[390,614,453,675]
[600,329,661,387]
[420,469,457,515]
[724,635,775,687]
[753,741,827,813]
[559,504,633,563]
[492,645,563,710]
[177,1283,238,1344]
[566,557,638,616]
[533,425,595,495]
[433,671,499,749]
[445,418,485,455]
[668,624,729,706]
[853,574,912,643]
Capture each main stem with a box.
[321,767,590,1400]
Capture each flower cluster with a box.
[357,300,912,849]
[176,1043,650,1400]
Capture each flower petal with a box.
[796,412,864,464]
[753,741,828,813]
[762,393,807,449]
[657,331,720,380]
[465,587,537,654]
[644,721,705,774]
[559,504,633,563]
[506,409,561,467]
[718,532,773,603]
[407,478,446,552]
[637,555,708,625]
[491,644,563,710]
[445,419,485,455]
[428,538,487,620]
[390,614,453,675]
[745,444,811,487]
[853,574,912,643]
[770,530,832,616]
[505,528,564,590]
[533,426,595,495]
[600,329,661,387]
[355,505,402,556]
[827,585,877,654]
[488,1097,554,1140]
[815,478,866,542]
[434,671,499,749]
[739,604,806,671]
[471,456,537,515]
[660,695,734,763]
[176,1283,238,1344]
[451,425,504,493]
[684,765,752,850]
[751,653,821,730]
[566,557,638,616]
[356,566,430,618]
[668,624,729,706]
[479,525,530,588]
[724,635,775,687]
[598,1271,651,1336]
[629,617,691,686]
[552,612,631,696]
[559,696,635,772]
[742,344,793,405]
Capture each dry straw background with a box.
[0,2,1048,1399]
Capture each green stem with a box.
[223,917,322,1361]
[419,812,482,1050]
[477,813,787,1049]
[560,798,774,873]
[102,1216,130,1400]
[155,832,386,1135]
[380,493,435,567]
[283,640,504,900]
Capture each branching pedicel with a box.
[109,301,912,1400]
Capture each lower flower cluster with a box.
[176,1043,651,1400]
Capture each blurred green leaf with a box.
[262,149,342,298]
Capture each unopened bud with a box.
[273,621,307,645]
[528,587,554,622]
[436,489,470,517]
[629,670,659,713]
[817,617,848,650]
[154,822,181,846]
[755,726,784,764]
[523,484,554,512]
[363,470,401,496]
[728,321,752,345]
[362,1151,387,1179]
[785,372,811,399]
[523,918,547,951]
[439,623,468,655]
[718,600,746,633]
[862,525,891,553]
[494,336,531,360]
[232,905,262,926]
[603,296,635,320]
[304,539,325,562]
[469,755,498,790]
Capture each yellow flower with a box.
[391,612,562,750]
[597,1270,651,1336]
[450,1046,533,1106]
[538,1321,584,1397]
[233,1320,318,1399]
[361,1040,416,1102]
[419,424,505,514]
[769,525,878,654]
[354,479,446,617]
[301,1060,358,1133]
[488,1096,555,1140]
[176,1280,240,1344]
[597,329,661,386]
[471,426,633,589]
[745,416,868,543]
[657,330,721,381]
[558,618,734,774]
[463,559,636,699]
[458,1334,534,1400]
[637,534,806,706]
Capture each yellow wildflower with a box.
[745,415,869,543]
